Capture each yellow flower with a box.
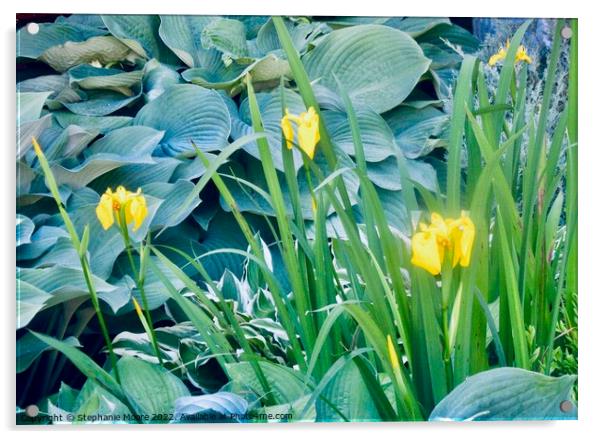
[515,45,532,64]
[448,212,475,268]
[280,107,320,159]
[411,211,475,275]
[96,186,148,231]
[386,335,400,371]
[488,40,532,66]
[411,228,442,275]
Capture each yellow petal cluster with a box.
[488,40,532,66]
[410,211,475,275]
[95,186,148,231]
[280,107,320,159]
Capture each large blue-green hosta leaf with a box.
[39,36,137,73]
[50,126,163,189]
[226,361,309,405]
[101,15,180,64]
[118,356,190,422]
[303,24,431,113]
[158,16,219,68]
[173,392,248,423]
[385,104,449,159]
[429,368,577,421]
[133,84,230,156]
[17,266,129,316]
[201,18,249,59]
[17,22,106,60]
[315,359,380,422]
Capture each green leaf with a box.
[429,368,577,421]
[18,266,129,314]
[133,84,230,156]
[384,104,448,159]
[17,22,106,59]
[118,356,190,421]
[17,92,52,123]
[30,331,126,402]
[303,25,431,113]
[201,18,248,59]
[316,359,380,422]
[39,36,137,72]
[173,392,248,423]
[16,280,52,329]
[51,126,164,189]
[17,332,80,373]
[102,15,179,64]
[158,15,218,68]
[16,214,34,246]
[226,361,310,405]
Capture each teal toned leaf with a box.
[429,368,577,421]
[303,25,431,113]
[133,84,230,156]
[118,356,190,421]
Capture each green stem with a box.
[118,210,163,366]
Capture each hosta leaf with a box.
[173,392,248,423]
[17,266,129,313]
[51,126,164,189]
[303,24,431,113]
[256,18,327,54]
[17,92,53,123]
[201,18,248,59]
[39,36,137,73]
[16,279,52,329]
[429,368,577,421]
[226,361,309,405]
[322,109,396,162]
[16,214,35,246]
[133,84,230,156]
[390,17,451,37]
[142,59,182,101]
[182,53,290,91]
[60,81,142,116]
[17,225,69,261]
[118,356,190,421]
[17,22,106,59]
[316,359,379,422]
[17,332,80,373]
[68,64,143,92]
[54,112,132,134]
[101,15,179,64]
[385,105,449,159]
[17,114,53,160]
[158,15,219,68]
[367,156,438,192]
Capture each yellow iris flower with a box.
[488,40,532,66]
[280,107,320,159]
[411,211,475,275]
[95,186,148,231]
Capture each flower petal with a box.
[411,231,442,275]
[128,194,148,231]
[96,193,115,230]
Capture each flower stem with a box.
[118,210,164,366]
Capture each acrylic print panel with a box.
[16,14,578,424]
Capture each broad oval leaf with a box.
[303,25,431,113]
[133,84,231,156]
[429,368,577,421]
[118,356,190,421]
